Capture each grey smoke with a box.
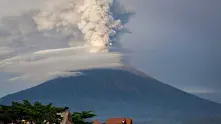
[33,0,134,52]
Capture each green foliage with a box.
[0,105,14,121]
[0,100,64,124]
[0,100,96,124]
[72,111,96,124]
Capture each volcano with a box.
[0,67,221,123]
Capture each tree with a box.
[0,100,64,124]
[72,111,96,124]
[0,105,14,122]
[1,100,97,124]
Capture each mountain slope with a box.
[0,67,221,122]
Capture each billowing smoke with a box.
[34,0,125,53]
[0,0,133,85]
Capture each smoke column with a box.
[34,0,124,53]
[0,0,132,83]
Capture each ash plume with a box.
[0,0,133,84]
[34,0,132,53]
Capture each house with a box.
[106,118,132,124]
[92,120,100,124]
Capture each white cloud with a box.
[0,46,122,83]
[182,87,216,94]
[0,47,13,55]
[0,0,45,18]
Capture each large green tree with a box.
[0,100,96,124]
[1,100,64,123]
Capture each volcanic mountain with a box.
[1,67,221,123]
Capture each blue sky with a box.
[0,0,221,103]
[121,0,221,103]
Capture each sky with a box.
[0,0,221,103]
[120,0,221,103]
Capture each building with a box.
[106,118,132,124]
[92,120,100,124]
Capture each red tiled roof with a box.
[92,120,100,124]
[106,118,132,124]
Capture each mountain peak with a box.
[1,67,221,123]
